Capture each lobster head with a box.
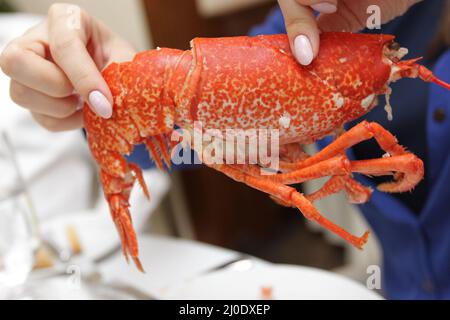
[304,33,450,122]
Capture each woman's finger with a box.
[0,39,73,98]
[278,0,321,65]
[10,80,83,118]
[32,110,84,132]
[295,0,338,14]
[47,3,113,118]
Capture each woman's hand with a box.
[0,3,135,132]
[278,0,422,65]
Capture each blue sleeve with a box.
[249,7,286,36]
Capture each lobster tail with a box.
[84,48,193,271]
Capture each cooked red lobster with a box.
[84,32,450,271]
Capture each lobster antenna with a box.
[418,65,450,91]
[430,75,450,91]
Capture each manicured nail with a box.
[88,90,112,118]
[76,96,85,111]
[294,35,314,66]
[311,2,337,14]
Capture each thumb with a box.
[48,5,113,118]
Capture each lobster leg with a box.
[240,146,373,205]
[276,131,373,203]
[232,155,352,184]
[154,135,172,169]
[199,142,367,245]
[272,121,422,192]
[129,163,150,200]
[279,143,309,169]
[208,163,369,249]
[237,162,372,206]
[306,175,373,204]
[145,135,172,170]
[350,154,424,193]
[145,138,165,170]
[259,151,419,195]
[280,121,406,171]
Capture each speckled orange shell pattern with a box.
[84,32,394,162]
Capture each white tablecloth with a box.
[98,235,246,298]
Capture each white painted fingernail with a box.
[88,90,112,118]
[76,96,85,111]
[294,35,314,66]
[311,2,337,14]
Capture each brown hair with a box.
[428,0,450,59]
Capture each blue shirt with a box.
[249,1,450,299]
[129,1,450,299]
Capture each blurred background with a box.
[0,0,381,293]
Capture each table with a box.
[96,235,381,300]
